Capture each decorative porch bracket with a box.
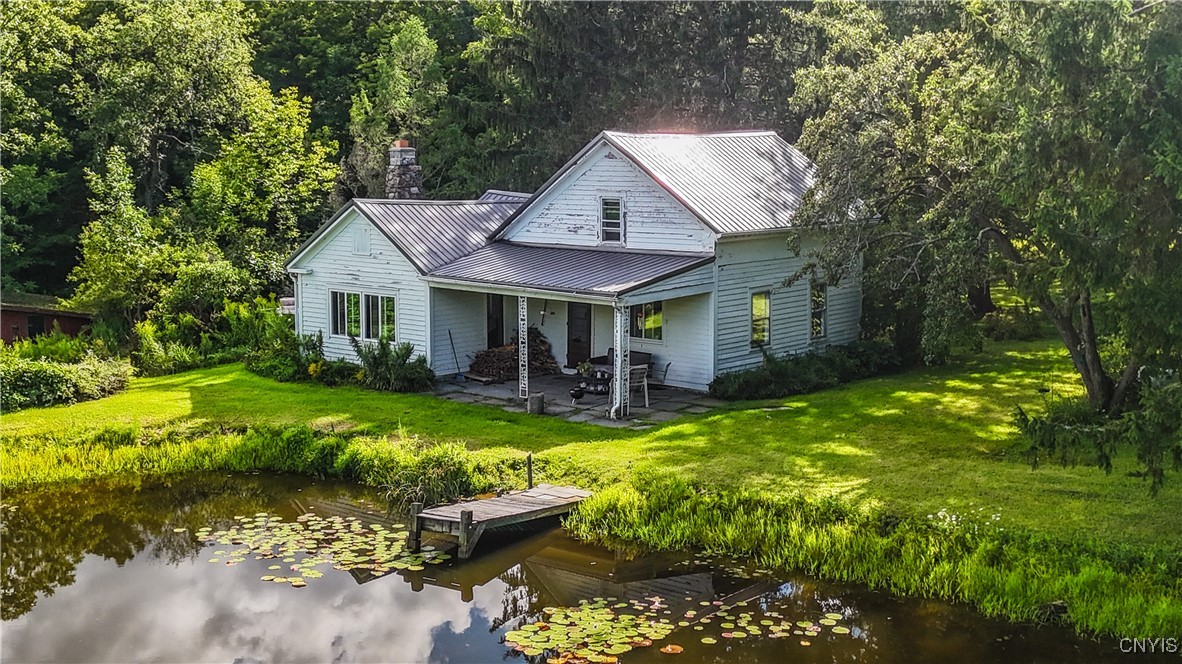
[518,295,529,399]
[611,304,630,418]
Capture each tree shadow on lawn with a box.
[179,366,633,449]
[619,346,1182,544]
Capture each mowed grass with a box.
[3,338,1179,549]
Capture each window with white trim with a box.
[600,198,623,243]
[751,291,770,346]
[629,301,663,341]
[363,294,397,340]
[331,291,395,339]
[331,291,362,337]
[810,281,827,339]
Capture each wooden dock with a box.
[409,484,592,559]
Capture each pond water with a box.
[0,473,1161,663]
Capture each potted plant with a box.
[576,359,594,376]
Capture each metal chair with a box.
[606,365,650,410]
[629,365,650,407]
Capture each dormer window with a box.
[600,197,624,243]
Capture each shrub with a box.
[131,320,203,376]
[306,358,357,387]
[349,336,435,392]
[0,353,131,411]
[980,306,1044,341]
[154,259,254,328]
[708,340,901,400]
[0,325,113,363]
[242,313,322,382]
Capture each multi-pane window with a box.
[332,291,394,339]
[629,301,663,341]
[601,198,623,243]
[363,294,397,340]
[751,291,770,346]
[810,281,828,339]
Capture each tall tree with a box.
[469,1,818,186]
[792,0,1182,413]
[186,81,340,289]
[0,0,85,293]
[72,0,256,211]
[342,15,446,198]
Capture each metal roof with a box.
[426,242,714,298]
[288,200,520,274]
[603,131,815,235]
[478,189,532,203]
[494,130,816,238]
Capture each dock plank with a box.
[412,484,592,558]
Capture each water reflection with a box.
[0,474,1161,663]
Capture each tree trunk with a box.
[1032,289,1117,413]
[979,227,1120,413]
[968,280,997,319]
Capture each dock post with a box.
[459,509,474,559]
[527,453,533,489]
[409,502,423,552]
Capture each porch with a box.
[435,373,726,429]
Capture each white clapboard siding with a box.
[714,234,861,374]
[502,142,715,253]
[588,294,714,392]
[623,261,716,303]
[430,287,488,375]
[291,209,429,362]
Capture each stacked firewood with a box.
[469,326,560,379]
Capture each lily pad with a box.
[832,626,851,635]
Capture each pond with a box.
[0,473,1160,663]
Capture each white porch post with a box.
[612,304,630,418]
[518,295,529,399]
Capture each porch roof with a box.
[424,242,713,298]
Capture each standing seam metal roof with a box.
[602,131,816,235]
[426,242,713,297]
[492,130,816,239]
[478,189,532,203]
[351,200,520,273]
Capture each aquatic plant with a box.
[564,472,1182,640]
[198,511,447,586]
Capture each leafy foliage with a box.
[73,0,256,210]
[348,336,435,393]
[0,353,131,411]
[979,307,1044,342]
[709,340,901,400]
[185,82,340,287]
[792,1,1182,413]
[0,325,112,363]
[1018,378,1182,494]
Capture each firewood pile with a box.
[469,326,560,379]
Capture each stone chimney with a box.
[385,139,423,199]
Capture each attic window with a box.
[601,198,624,243]
[353,227,370,255]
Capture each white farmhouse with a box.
[285,131,860,417]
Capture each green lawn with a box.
[4,338,1179,548]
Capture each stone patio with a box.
[435,373,726,429]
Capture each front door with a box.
[486,294,504,348]
[567,302,592,367]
